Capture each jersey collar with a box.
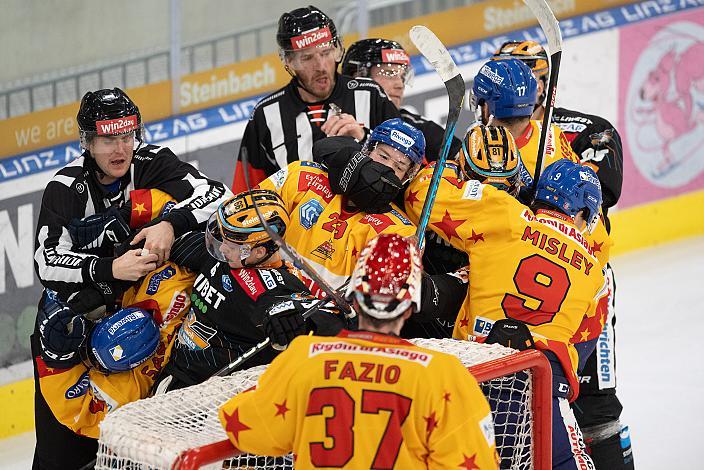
[337,329,414,346]
[536,208,574,224]
[514,121,533,148]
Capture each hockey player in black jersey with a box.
[232,5,399,193]
[495,40,632,469]
[156,190,348,392]
[31,88,231,470]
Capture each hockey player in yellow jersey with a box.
[472,58,578,186]
[256,118,419,292]
[406,143,604,468]
[220,233,499,469]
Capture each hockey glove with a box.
[67,282,124,320]
[264,300,307,350]
[484,319,536,351]
[37,290,89,368]
[68,206,131,250]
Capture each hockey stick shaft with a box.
[525,0,563,190]
[214,282,349,376]
[240,148,352,313]
[410,26,466,249]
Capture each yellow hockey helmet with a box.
[493,40,549,80]
[459,124,521,196]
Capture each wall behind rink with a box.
[1,2,703,436]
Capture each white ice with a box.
[1,236,702,469]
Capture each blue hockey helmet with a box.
[89,307,159,373]
[366,118,425,181]
[472,58,538,119]
[535,159,603,232]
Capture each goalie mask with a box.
[87,307,159,373]
[346,233,422,320]
[205,190,289,266]
[77,87,143,150]
[458,123,521,196]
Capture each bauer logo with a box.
[389,129,414,148]
[299,199,324,229]
[479,65,504,85]
[95,115,139,135]
[290,26,332,50]
[381,49,410,64]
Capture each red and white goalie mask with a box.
[346,233,422,320]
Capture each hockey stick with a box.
[214,281,349,377]
[240,147,352,313]
[410,25,466,249]
[525,0,563,191]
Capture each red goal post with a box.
[96,340,552,470]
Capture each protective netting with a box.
[96,339,538,470]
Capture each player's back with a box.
[220,330,498,469]
[517,120,579,178]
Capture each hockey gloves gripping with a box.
[264,301,307,351]
[38,291,89,368]
[264,297,347,350]
[323,147,403,213]
[68,206,131,250]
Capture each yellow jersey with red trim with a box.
[219,330,499,469]
[405,166,608,398]
[36,263,194,438]
[515,120,579,177]
[257,161,416,292]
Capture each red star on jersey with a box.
[458,453,480,470]
[591,240,603,254]
[274,400,290,419]
[222,408,251,444]
[405,189,421,209]
[424,411,439,435]
[431,210,466,241]
[351,247,358,258]
[443,392,452,403]
[468,229,485,244]
[443,175,465,189]
[459,318,469,328]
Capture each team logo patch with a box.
[311,241,335,260]
[178,310,217,351]
[381,48,410,64]
[96,115,139,135]
[473,316,494,336]
[290,26,332,50]
[222,274,233,292]
[159,200,176,216]
[347,79,359,90]
[462,180,483,200]
[146,266,176,295]
[65,371,90,399]
[110,345,124,362]
[299,199,324,229]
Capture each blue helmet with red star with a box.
[535,159,602,232]
[472,58,537,119]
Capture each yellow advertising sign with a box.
[0,0,636,158]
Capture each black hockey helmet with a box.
[276,5,342,55]
[77,87,143,149]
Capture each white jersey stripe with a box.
[296,112,314,162]
[263,102,288,170]
[354,90,372,129]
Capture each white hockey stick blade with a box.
[410,25,461,83]
[523,0,563,54]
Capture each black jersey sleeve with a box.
[134,145,231,238]
[34,178,118,297]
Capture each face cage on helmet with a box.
[353,291,414,321]
[205,212,257,263]
[369,62,414,86]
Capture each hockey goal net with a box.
[95,339,551,469]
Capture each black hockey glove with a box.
[312,136,362,165]
[37,291,89,368]
[325,149,403,213]
[263,300,307,351]
[67,282,124,320]
[68,206,131,250]
[484,319,536,351]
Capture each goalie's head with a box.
[346,234,422,321]
[458,123,521,196]
[205,190,289,267]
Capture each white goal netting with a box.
[96,339,547,470]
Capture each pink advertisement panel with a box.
[619,7,704,208]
